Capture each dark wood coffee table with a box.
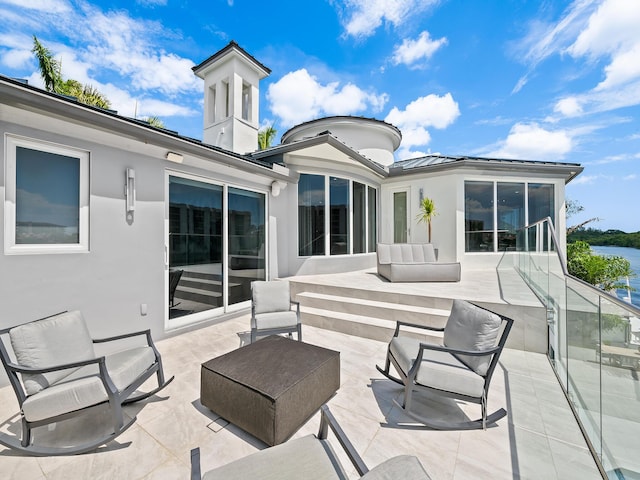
[201,335,340,446]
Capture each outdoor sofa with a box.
[376,243,461,282]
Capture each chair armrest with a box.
[393,321,444,337]
[191,448,202,480]
[318,404,369,476]
[418,342,502,358]
[93,329,151,344]
[291,300,301,320]
[4,355,106,374]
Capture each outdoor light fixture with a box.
[125,168,136,213]
[166,151,183,163]
[271,180,287,197]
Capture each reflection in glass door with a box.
[393,191,408,243]
[168,176,223,319]
[228,187,266,306]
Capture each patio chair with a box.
[376,299,513,430]
[191,404,432,479]
[250,280,302,343]
[0,310,174,455]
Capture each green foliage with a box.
[141,116,165,128]
[568,228,640,249]
[258,124,277,150]
[32,36,111,109]
[567,241,635,292]
[416,197,437,243]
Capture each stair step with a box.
[290,281,453,310]
[301,306,445,343]
[297,292,449,325]
[175,285,222,305]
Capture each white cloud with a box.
[0,0,71,14]
[333,0,439,39]
[136,0,167,6]
[385,93,459,150]
[1,47,32,69]
[554,97,583,117]
[487,123,573,160]
[266,69,388,127]
[392,31,447,67]
[624,174,637,181]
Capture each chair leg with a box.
[250,328,257,344]
[481,392,487,431]
[297,324,302,342]
[21,418,31,448]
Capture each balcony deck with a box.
[0,312,601,479]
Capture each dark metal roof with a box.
[390,154,583,182]
[192,40,271,76]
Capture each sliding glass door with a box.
[168,174,266,322]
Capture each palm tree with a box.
[31,35,62,93]
[258,124,277,150]
[32,36,111,109]
[416,197,437,243]
[142,116,165,128]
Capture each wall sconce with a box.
[166,151,183,163]
[271,180,287,197]
[125,168,136,213]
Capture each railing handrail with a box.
[521,217,640,316]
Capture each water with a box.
[591,245,640,308]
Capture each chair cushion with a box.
[21,346,156,422]
[377,244,436,264]
[9,311,96,395]
[390,336,485,398]
[202,435,343,480]
[254,311,299,330]
[361,455,432,480]
[252,280,291,314]
[443,300,502,376]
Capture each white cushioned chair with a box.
[191,404,432,480]
[250,280,301,343]
[377,300,513,430]
[0,310,174,455]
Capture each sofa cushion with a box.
[202,434,343,480]
[443,300,502,376]
[377,244,436,264]
[361,455,431,480]
[254,311,299,330]
[9,311,96,395]
[390,336,485,398]
[252,280,291,314]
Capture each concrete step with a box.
[175,285,222,305]
[301,306,445,344]
[290,280,453,310]
[296,291,449,326]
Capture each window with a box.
[241,83,251,121]
[465,181,554,252]
[367,186,377,252]
[353,182,366,254]
[298,174,377,257]
[298,174,325,256]
[5,136,89,254]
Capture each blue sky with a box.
[0,0,638,232]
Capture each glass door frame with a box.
[164,170,269,330]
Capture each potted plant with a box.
[417,197,437,243]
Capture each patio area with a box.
[0,312,601,479]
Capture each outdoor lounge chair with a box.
[377,299,513,430]
[168,268,183,308]
[0,310,174,455]
[250,280,302,343]
[191,404,432,479]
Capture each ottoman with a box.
[201,335,340,446]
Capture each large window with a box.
[5,136,89,254]
[465,181,554,252]
[298,174,377,257]
[298,174,325,256]
[330,177,349,255]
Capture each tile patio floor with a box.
[0,313,602,479]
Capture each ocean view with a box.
[591,245,640,308]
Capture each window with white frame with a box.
[5,135,89,254]
[464,180,554,252]
[298,173,377,256]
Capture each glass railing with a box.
[516,218,640,479]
